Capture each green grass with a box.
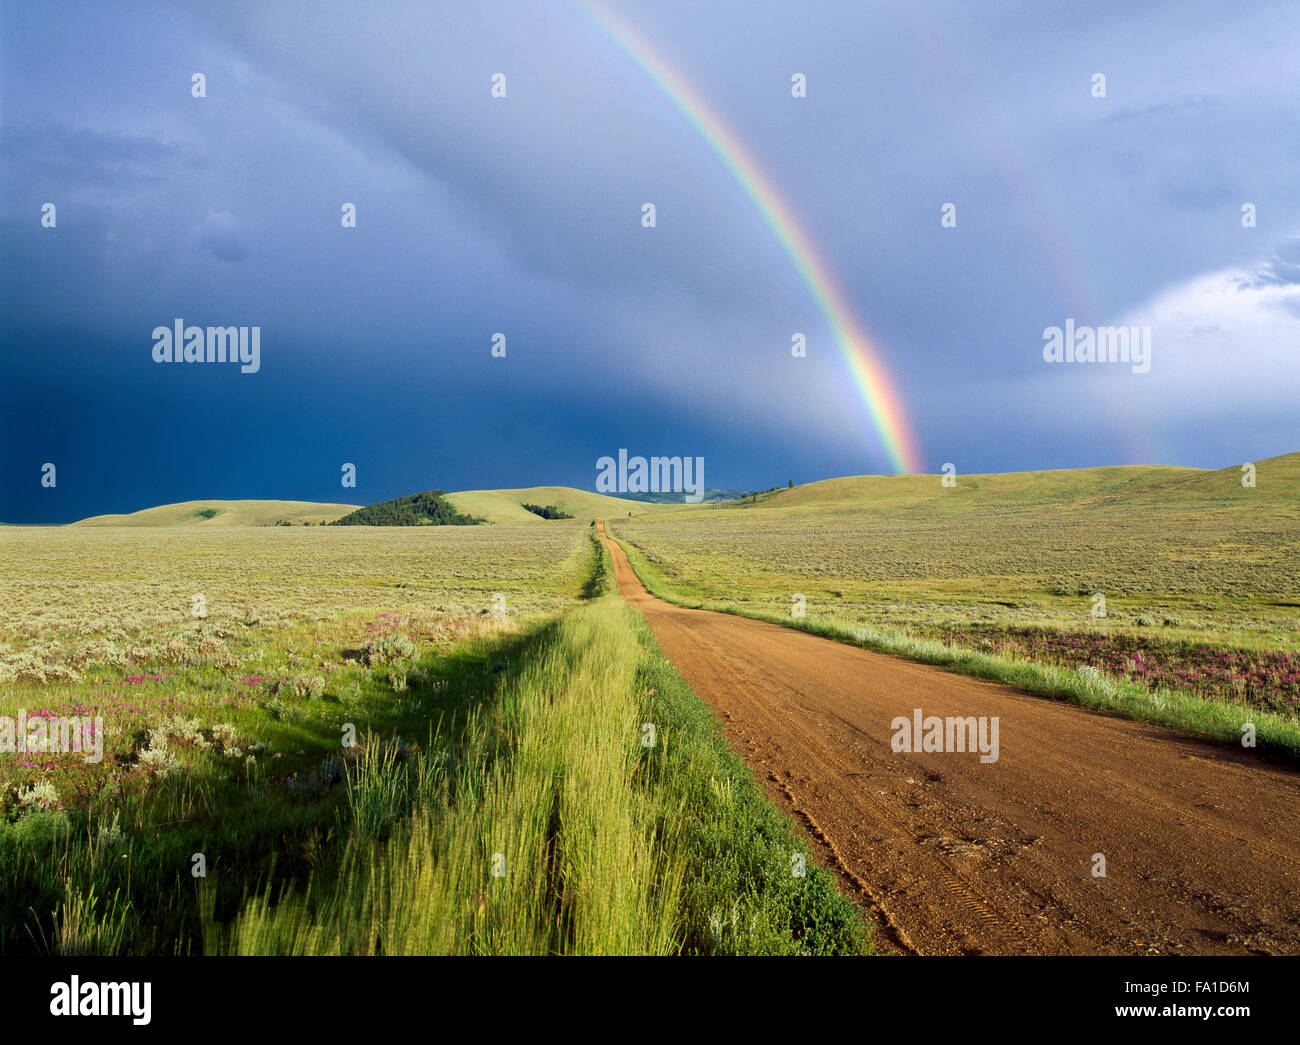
[0,524,596,953]
[1,528,869,955]
[208,534,869,955]
[0,623,539,954]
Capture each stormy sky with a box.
[3,0,1298,522]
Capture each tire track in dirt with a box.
[598,521,1300,955]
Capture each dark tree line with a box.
[331,490,486,526]
[521,503,573,520]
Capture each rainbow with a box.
[575,0,924,474]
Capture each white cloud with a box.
[952,241,1300,466]
[1109,249,1300,414]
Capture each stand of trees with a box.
[331,490,485,526]
[521,503,574,520]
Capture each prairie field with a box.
[611,454,1300,730]
[0,523,865,955]
[0,522,591,678]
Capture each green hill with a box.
[64,454,1298,528]
[445,487,677,524]
[611,451,1300,656]
[66,487,679,527]
[72,499,361,527]
[735,452,1300,514]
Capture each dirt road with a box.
[598,522,1300,955]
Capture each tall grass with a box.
[4,528,870,955]
[211,600,683,954]
[0,624,543,956]
[208,538,870,954]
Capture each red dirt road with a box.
[598,522,1300,955]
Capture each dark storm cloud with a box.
[4,0,1300,522]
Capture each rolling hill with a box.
[63,453,1298,527]
[728,452,1300,513]
[66,488,675,526]
[444,487,679,524]
[71,499,362,527]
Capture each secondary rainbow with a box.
[576,0,924,474]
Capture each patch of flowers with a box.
[923,624,1300,716]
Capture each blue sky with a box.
[3,0,1298,522]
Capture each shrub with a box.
[155,714,207,748]
[363,633,418,665]
[283,674,327,700]
[209,722,243,755]
[17,781,60,816]
[135,733,180,778]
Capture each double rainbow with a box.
[576,0,924,474]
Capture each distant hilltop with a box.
[57,452,1300,526]
[71,499,362,527]
[65,487,677,527]
[616,489,745,504]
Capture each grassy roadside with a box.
[629,605,872,954]
[207,532,871,954]
[0,621,543,956]
[607,530,1300,766]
